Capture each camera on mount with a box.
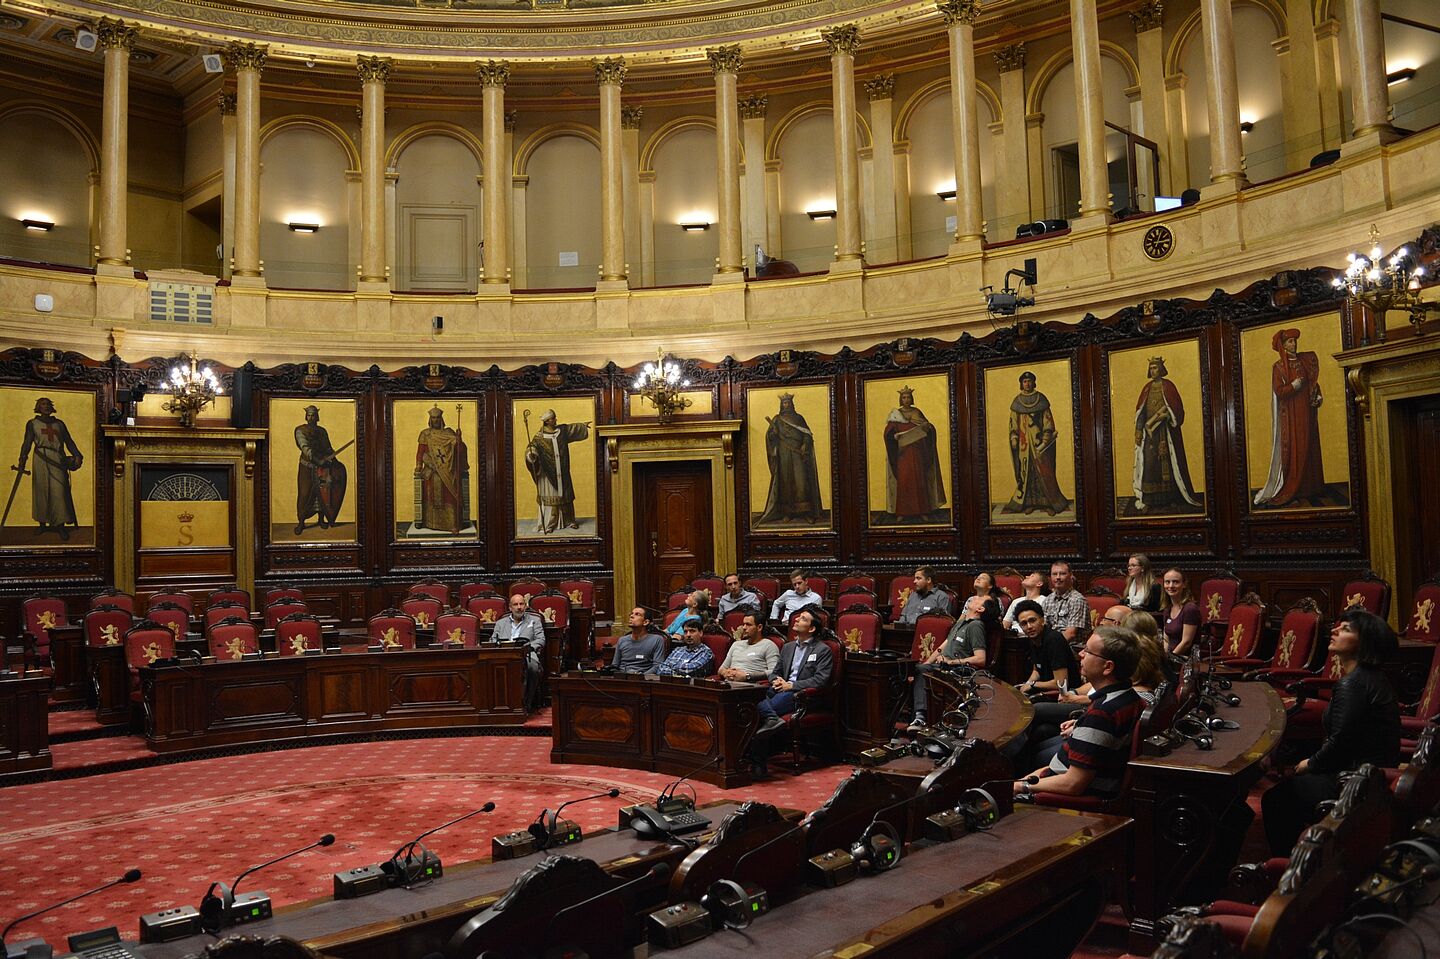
[982,258,1038,318]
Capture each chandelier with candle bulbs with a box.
[632,348,692,423]
[1332,225,1437,337]
[161,352,223,427]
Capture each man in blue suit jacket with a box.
[757,609,833,732]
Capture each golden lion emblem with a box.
[1227,623,1244,655]
[36,610,58,631]
[1205,592,1223,622]
[224,637,247,660]
[1277,630,1297,667]
[380,627,401,649]
[567,589,584,604]
[1414,598,1434,635]
[843,627,862,652]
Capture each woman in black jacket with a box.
[1261,608,1401,855]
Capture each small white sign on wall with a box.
[558,251,579,267]
[945,215,957,234]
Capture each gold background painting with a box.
[863,373,953,527]
[512,396,598,538]
[0,386,95,547]
[628,391,713,418]
[1108,340,1208,519]
[136,393,232,425]
[391,399,481,537]
[1241,312,1352,511]
[745,383,833,531]
[268,397,358,543]
[983,359,1078,525]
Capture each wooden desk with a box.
[141,645,527,752]
[840,654,913,755]
[664,806,1131,959]
[876,677,1034,787]
[549,673,767,788]
[47,624,88,705]
[0,671,51,776]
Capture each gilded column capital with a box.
[1128,0,1164,33]
[504,110,519,131]
[993,42,1026,73]
[821,24,861,57]
[224,41,268,74]
[864,74,896,101]
[738,93,769,119]
[96,18,137,51]
[621,105,644,129]
[475,59,510,87]
[935,0,981,27]
[357,55,393,85]
[707,45,743,75]
[217,93,237,116]
[593,57,627,87]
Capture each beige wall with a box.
[259,127,352,290]
[651,124,718,286]
[526,134,602,289]
[0,112,93,267]
[776,109,840,273]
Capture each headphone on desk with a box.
[851,820,903,873]
[1173,716,1214,750]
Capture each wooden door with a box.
[1403,396,1440,602]
[634,462,713,608]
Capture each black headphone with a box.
[850,820,903,873]
[954,788,1002,830]
[198,881,233,934]
[1203,714,1241,731]
[380,844,437,887]
[1173,716,1214,750]
[700,879,766,930]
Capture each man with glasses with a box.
[1014,627,1145,800]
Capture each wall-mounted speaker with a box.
[231,364,253,429]
[202,53,224,74]
[75,27,98,52]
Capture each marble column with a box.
[621,105,644,285]
[1281,0,1325,166]
[1198,0,1248,186]
[594,57,628,283]
[739,94,770,261]
[1344,0,1396,141]
[505,111,520,283]
[476,60,511,285]
[226,42,267,279]
[96,18,136,268]
[1068,0,1112,221]
[708,45,744,275]
[1314,18,1345,150]
[1129,3,1175,195]
[937,0,983,243]
[822,25,863,261]
[218,93,237,280]
[860,77,895,263]
[357,56,392,286]
[994,44,1031,236]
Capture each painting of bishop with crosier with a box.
[864,375,952,527]
[0,386,95,547]
[512,397,599,539]
[746,384,832,531]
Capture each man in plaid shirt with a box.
[1014,627,1145,800]
[1040,561,1089,641]
[656,620,715,678]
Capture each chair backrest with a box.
[983,621,1005,676]
[721,604,761,639]
[22,595,67,656]
[993,567,1023,602]
[146,602,191,643]
[207,587,251,613]
[744,577,781,603]
[1340,571,1391,619]
[264,586,306,606]
[1084,588,1121,631]
[124,622,175,674]
[466,592,507,625]
[838,572,877,594]
[436,610,482,648]
[1198,572,1242,626]
[276,614,323,655]
[1088,572,1127,596]
[700,630,733,673]
[1269,598,1324,672]
[1405,577,1440,645]
[91,589,135,613]
[817,638,843,698]
[204,601,249,630]
[407,580,450,604]
[836,608,883,653]
[530,591,571,630]
[663,608,684,630]
[692,573,725,596]
[84,605,132,648]
[888,575,914,619]
[264,598,308,629]
[1221,594,1267,658]
[509,579,547,605]
[459,582,499,607]
[368,609,417,650]
[1414,643,1440,723]
[400,596,443,629]
[805,576,830,603]
[666,587,695,611]
[910,613,956,661]
[208,618,260,661]
[146,591,194,614]
[558,579,596,609]
[836,588,877,613]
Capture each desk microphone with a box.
[659,754,723,807]
[2,868,141,958]
[200,833,334,932]
[385,801,496,887]
[527,788,621,850]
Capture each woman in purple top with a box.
[1160,568,1201,656]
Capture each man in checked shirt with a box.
[655,620,715,678]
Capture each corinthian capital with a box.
[475,59,510,87]
[621,105,644,129]
[864,74,896,101]
[707,45,743,75]
[96,18,138,51]
[1129,0,1164,32]
[224,41,268,74]
[821,24,861,57]
[217,92,237,116]
[504,109,519,131]
[993,42,1026,73]
[935,0,981,27]
[593,57,627,86]
[356,55,392,85]
[738,93,768,120]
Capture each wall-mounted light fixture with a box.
[21,218,54,231]
[1239,120,1255,134]
[936,189,957,201]
[288,222,320,233]
[679,221,710,232]
[1386,67,1417,85]
[806,209,837,220]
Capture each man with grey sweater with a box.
[718,612,779,682]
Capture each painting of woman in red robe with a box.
[881,386,947,524]
[1253,328,1326,508]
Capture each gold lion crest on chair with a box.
[843,627,862,652]
[919,632,937,660]
[1227,623,1244,656]
[567,589,584,605]
[36,610,58,631]
[1205,592,1223,622]
[142,642,162,664]
[446,627,465,645]
[101,624,121,646]
[1414,598,1434,635]
[1277,630,1297,667]
[1344,592,1366,611]
[289,636,310,655]
[380,627,401,649]
[224,637,247,660]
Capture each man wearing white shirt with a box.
[716,573,762,618]
[769,569,819,625]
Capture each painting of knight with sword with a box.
[5,396,84,542]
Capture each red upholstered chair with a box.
[368,609,417,650]
[836,588,877,613]
[1214,594,1266,663]
[836,608,883,654]
[558,579,596,609]
[692,572,725,596]
[459,582,499,607]
[264,598,308,630]
[778,636,844,773]
[466,592,507,626]
[805,576,830,603]
[208,617,260,661]
[207,586,251,613]
[530,591,571,631]
[1398,644,1440,756]
[123,621,175,702]
[838,571,876,594]
[1084,588,1122,632]
[744,577,781,604]
[509,578,547,605]
[666,587,695,611]
[400,596,443,630]
[204,601,248,632]
[663,608,684,631]
[276,613,323,655]
[721,604,762,640]
[146,602,191,645]
[1089,571,1127,596]
[1198,571,1242,638]
[407,580,450,604]
[910,613,956,662]
[21,595,69,666]
[994,567,1023,603]
[146,591,193,615]
[1404,576,1440,645]
[264,586,306,606]
[84,605,132,649]
[1340,570,1391,619]
[91,589,135,613]
[700,624,733,676]
[1235,598,1324,678]
[983,621,1005,677]
[888,575,914,620]
[436,610,481,648]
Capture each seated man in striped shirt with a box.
[1013,626,1145,800]
[655,620,715,678]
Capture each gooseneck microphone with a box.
[200,834,335,933]
[233,833,335,899]
[3,868,141,955]
[385,801,497,887]
[392,802,496,862]
[528,789,621,851]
